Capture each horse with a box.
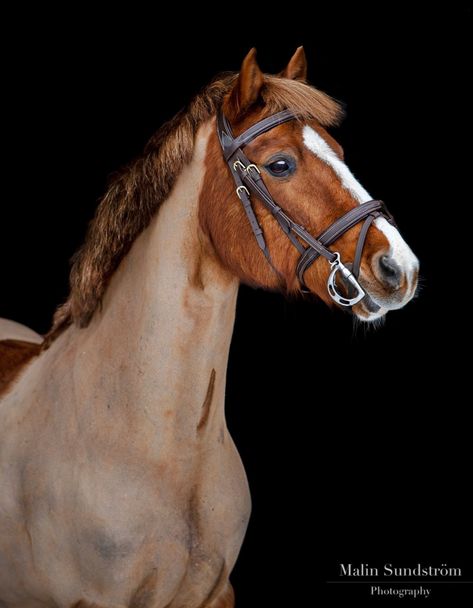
[0,47,419,607]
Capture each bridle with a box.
[217,109,396,306]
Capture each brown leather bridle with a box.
[217,109,396,306]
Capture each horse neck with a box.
[70,123,239,440]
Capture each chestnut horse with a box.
[0,48,418,607]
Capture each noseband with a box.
[217,109,396,306]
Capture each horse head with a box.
[200,48,419,321]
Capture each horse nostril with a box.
[378,255,402,288]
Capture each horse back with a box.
[0,319,43,396]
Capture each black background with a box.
[1,6,471,606]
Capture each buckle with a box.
[236,185,250,200]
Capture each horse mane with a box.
[44,73,343,346]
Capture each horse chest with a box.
[155,439,251,606]
[164,438,251,576]
[74,438,250,605]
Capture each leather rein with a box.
[217,109,396,307]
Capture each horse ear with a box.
[225,48,265,118]
[281,46,307,81]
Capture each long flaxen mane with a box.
[44,73,343,346]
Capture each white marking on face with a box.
[302,125,371,203]
[302,125,419,318]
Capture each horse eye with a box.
[265,158,294,177]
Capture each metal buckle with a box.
[233,160,246,172]
[236,185,250,200]
[245,164,260,175]
[327,252,366,307]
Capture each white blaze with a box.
[302,125,419,279]
[302,125,371,203]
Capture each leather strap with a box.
[352,213,377,278]
[219,110,295,162]
[217,114,287,284]
[295,200,390,285]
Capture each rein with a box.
[217,110,395,306]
